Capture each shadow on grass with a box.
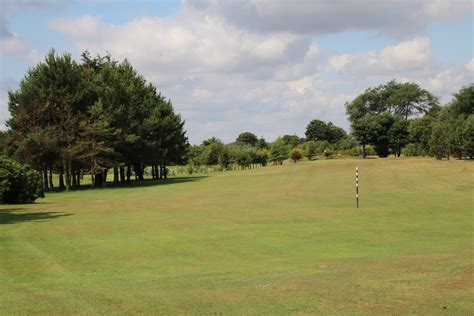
[48,175,209,193]
[0,208,73,225]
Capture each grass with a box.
[0,157,472,314]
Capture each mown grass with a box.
[0,158,472,314]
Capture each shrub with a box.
[303,141,318,160]
[289,148,303,162]
[0,156,44,204]
[402,143,426,157]
[323,148,334,159]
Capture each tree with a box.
[388,117,409,157]
[73,100,115,187]
[370,113,395,158]
[270,138,290,164]
[305,119,346,143]
[460,115,474,159]
[430,122,449,160]
[386,80,439,119]
[408,115,436,156]
[282,135,301,148]
[256,137,268,149]
[303,141,318,160]
[346,80,437,158]
[236,132,258,147]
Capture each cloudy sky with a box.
[1,0,473,144]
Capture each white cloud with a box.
[186,0,473,38]
[330,37,433,77]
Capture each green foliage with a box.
[302,141,318,160]
[305,119,346,143]
[270,138,290,164]
[0,156,44,204]
[236,132,258,147]
[460,115,474,158]
[388,116,409,156]
[429,122,450,160]
[281,135,301,148]
[402,143,425,157]
[289,147,303,162]
[346,80,437,158]
[334,135,359,151]
[408,115,435,155]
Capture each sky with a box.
[0,0,473,144]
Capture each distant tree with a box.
[460,115,474,159]
[305,120,330,142]
[200,138,224,165]
[303,141,318,160]
[256,137,268,149]
[408,115,436,155]
[270,138,290,165]
[385,80,439,119]
[282,135,301,148]
[346,80,437,158]
[388,117,409,157]
[370,113,395,158]
[236,132,258,147]
[430,122,450,160]
[305,120,346,143]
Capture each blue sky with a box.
[1,0,473,144]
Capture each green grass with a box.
[1,158,473,314]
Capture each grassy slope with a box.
[0,158,472,314]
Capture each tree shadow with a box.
[48,175,209,193]
[0,208,74,225]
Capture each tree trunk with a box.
[49,167,54,190]
[59,168,65,190]
[42,168,49,192]
[64,159,70,192]
[113,167,119,184]
[77,170,81,187]
[120,166,125,183]
[103,169,107,187]
[126,164,131,183]
[72,170,77,188]
[362,144,366,159]
[163,165,167,179]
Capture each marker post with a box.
[356,166,359,208]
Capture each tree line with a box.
[1,50,188,192]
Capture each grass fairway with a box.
[1,158,473,314]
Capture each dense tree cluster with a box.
[3,50,188,191]
[346,80,473,159]
[187,133,268,170]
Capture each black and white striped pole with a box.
[356,166,359,208]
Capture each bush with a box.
[402,143,426,157]
[289,148,303,162]
[0,156,44,204]
[302,141,318,160]
[323,148,334,159]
